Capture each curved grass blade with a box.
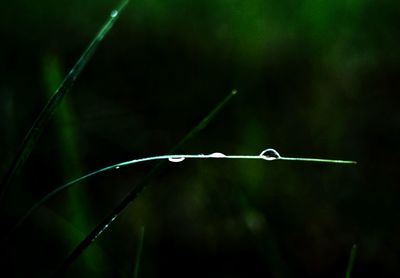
[8,141,356,242]
[6,90,237,238]
[0,0,130,200]
[7,125,357,239]
[51,90,237,276]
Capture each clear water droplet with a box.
[110,10,118,18]
[168,157,185,163]
[259,148,281,161]
[115,166,120,169]
[209,152,226,158]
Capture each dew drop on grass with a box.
[110,10,118,18]
[168,157,185,163]
[115,166,120,169]
[209,152,226,158]
[259,148,281,160]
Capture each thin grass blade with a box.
[133,226,145,278]
[345,244,357,278]
[7,114,358,239]
[0,0,130,200]
[51,90,237,276]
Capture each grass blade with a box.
[0,0,130,200]
[7,90,237,237]
[7,122,357,239]
[51,90,237,276]
[42,54,99,276]
[345,244,357,278]
[133,226,145,278]
[172,89,237,150]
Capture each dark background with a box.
[1,0,399,277]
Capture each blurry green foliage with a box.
[1,0,399,277]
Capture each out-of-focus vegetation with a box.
[1,0,399,277]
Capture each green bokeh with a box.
[1,0,399,277]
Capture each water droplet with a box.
[110,10,118,18]
[259,148,281,160]
[209,152,226,158]
[115,166,120,169]
[168,157,185,163]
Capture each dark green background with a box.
[1,0,399,277]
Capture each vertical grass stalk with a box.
[133,226,145,278]
[43,55,102,276]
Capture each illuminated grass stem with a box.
[10,148,356,236]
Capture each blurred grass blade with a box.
[172,89,237,151]
[7,90,237,237]
[0,0,130,200]
[51,90,237,276]
[345,244,357,278]
[133,226,145,278]
[42,54,98,276]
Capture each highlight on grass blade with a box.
[0,0,130,200]
[9,146,356,238]
[51,90,238,276]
